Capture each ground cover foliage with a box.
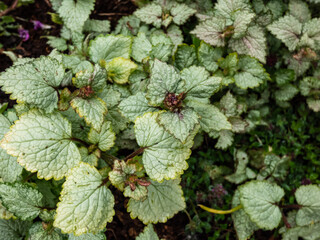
[0,0,319,239]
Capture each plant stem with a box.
[123,147,146,161]
[198,204,243,214]
[0,0,18,17]
[281,211,291,228]
[280,204,302,209]
[70,137,90,148]
[23,172,37,182]
[100,152,119,167]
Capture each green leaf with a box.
[214,130,234,149]
[134,3,162,28]
[239,180,285,230]
[295,185,320,226]
[170,3,196,25]
[190,17,227,47]
[28,222,64,240]
[219,91,237,117]
[289,0,311,24]
[150,32,174,62]
[119,92,157,122]
[106,108,129,134]
[88,121,116,151]
[232,190,258,240]
[301,18,320,50]
[68,232,106,240]
[131,32,152,63]
[218,52,238,76]
[257,155,290,181]
[267,15,302,51]
[47,37,68,51]
[123,185,148,201]
[225,150,256,184]
[136,224,159,240]
[71,97,107,132]
[234,56,270,89]
[0,56,65,113]
[54,163,115,235]
[0,115,22,183]
[157,109,199,143]
[167,24,184,47]
[83,19,110,33]
[174,44,197,70]
[181,66,221,98]
[135,112,193,181]
[128,179,186,224]
[274,84,298,102]
[147,60,183,106]
[307,98,320,112]
[197,41,223,72]
[58,0,95,32]
[282,221,320,240]
[0,201,14,220]
[109,160,136,191]
[214,0,251,19]
[229,25,267,63]
[0,219,31,240]
[275,69,296,86]
[232,11,255,39]
[79,147,98,167]
[106,57,137,84]
[89,35,132,63]
[186,100,231,133]
[0,183,43,221]
[1,110,81,180]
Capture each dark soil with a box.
[0,1,190,239]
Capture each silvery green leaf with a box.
[0,56,65,113]
[106,108,129,134]
[88,121,115,151]
[0,219,32,240]
[136,224,159,240]
[257,154,290,181]
[234,56,270,89]
[191,17,227,47]
[219,91,237,117]
[214,0,252,19]
[150,32,174,62]
[197,41,223,72]
[54,163,115,235]
[301,18,320,50]
[229,26,267,63]
[134,3,162,28]
[0,114,22,183]
[63,55,93,74]
[274,84,299,102]
[83,19,110,33]
[135,112,193,181]
[128,179,185,224]
[187,100,232,133]
[97,86,121,109]
[106,57,137,84]
[109,160,136,191]
[132,32,152,63]
[232,11,256,39]
[47,37,68,51]
[68,232,106,240]
[124,185,148,201]
[28,222,64,240]
[1,110,81,180]
[232,190,258,240]
[174,44,197,70]
[218,52,238,75]
[239,180,285,230]
[79,147,98,167]
[214,130,234,149]
[167,24,184,47]
[58,0,95,32]
[289,0,311,24]
[170,3,196,25]
[0,183,43,220]
[119,92,158,122]
[295,185,320,226]
[181,66,221,98]
[89,35,132,63]
[267,15,302,51]
[307,98,320,112]
[0,201,14,220]
[282,221,320,240]
[157,109,199,143]
[147,59,183,106]
[70,97,107,132]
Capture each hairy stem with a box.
[281,211,291,229]
[198,204,243,214]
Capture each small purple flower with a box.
[301,178,312,185]
[32,20,44,30]
[211,184,228,201]
[18,29,29,42]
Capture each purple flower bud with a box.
[18,29,29,42]
[211,184,228,200]
[32,20,44,30]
